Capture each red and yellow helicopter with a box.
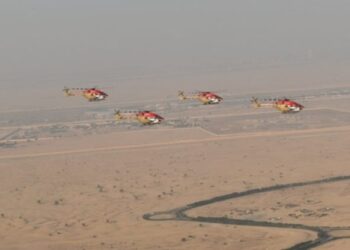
[63,87,108,101]
[251,97,304,113]
[114,110,164,125]
[178,91,223,105]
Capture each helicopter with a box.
[178,91,223,105]
[114,110,164,125]
[63,87,108,101]
[251,97,304,113]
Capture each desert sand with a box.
[0,86,350,250]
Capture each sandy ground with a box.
[0,82,350,249]
[0,122,350,249]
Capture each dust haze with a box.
[1,0,350,109]
[1,1,350,250]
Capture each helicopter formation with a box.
[62,86,304,125]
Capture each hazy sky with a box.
[1,0,350,87]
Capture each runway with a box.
[1,125,350,161]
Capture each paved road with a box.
[144,175,350,250]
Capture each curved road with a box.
[144,175,350,250]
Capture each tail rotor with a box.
[178,90,186,100]
[251,97,261,108]
[63,87,75,96]
[114,109,122,120]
